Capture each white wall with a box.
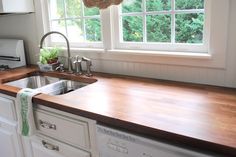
[0,13,39,64]
[0,1,235,88]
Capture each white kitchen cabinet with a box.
[0,94,24,157]
[34,109,90,149]
[29,135,91,157]
[0,92,98,157]
[0,96,16,121]
[22,105,99,157]
[0,120,23,157]
[0,0,34,13]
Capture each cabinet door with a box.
[0,96,16,121]
[0,120,23,157]
[30,136,91,157]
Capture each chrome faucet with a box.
[82,56,92,77]
[73,55,82,75]
[39,31,73,73]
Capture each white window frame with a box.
[112,0,211,53]
[43,0,103,48]
[35,0,229,68]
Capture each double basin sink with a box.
[4,72,94,95]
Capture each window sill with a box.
[69,48,211,60]
[67,48,225,69]
[70,47,104,53]
[107,49,211,59]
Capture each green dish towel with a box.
[16,88,40,136]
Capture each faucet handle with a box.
[75,55,80,61]
[55,64,64,72]
[73,56,82,75]
[82,56,90,60]
[82,57,92,77]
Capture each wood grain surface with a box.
[0,67,235,156]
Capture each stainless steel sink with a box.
[5,75,60,89]
[39,80,88,95]
[4,74,89,95]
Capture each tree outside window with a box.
[121,0,204,44]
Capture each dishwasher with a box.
[96,125,215,157]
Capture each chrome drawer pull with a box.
[42,140,59,151]
[39,120,56,130]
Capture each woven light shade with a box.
[83,0,123,9]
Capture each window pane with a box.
[147,14,171,42]
[67,20,85,42]
[122,16,143,42]
[65,0,82,17]
[122,0,142,13]
[85,19,101,42]
[84,7,100,16]
[49,0,65,19]
[175,13,204,43]
[146,0,171,12]
[51,20,66,42]
[175,0,204,10]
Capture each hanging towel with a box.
[16,88,40,136]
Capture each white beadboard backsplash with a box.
[91,59,236,88]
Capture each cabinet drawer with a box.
[31,135,91,157]
[34,109,90,149]
[0,96,15,121]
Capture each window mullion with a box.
[101,6,114,50]
[81,0,86,41]
[174,9,204,14]
[118,6,123,43]
[63,0,68,37]
[171,0,175,44]
[143,0,146,43]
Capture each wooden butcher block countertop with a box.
[0,66,235,156]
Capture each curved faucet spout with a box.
[39,31,73,73]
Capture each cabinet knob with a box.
[42,140,59,151]
[39,120,56,130]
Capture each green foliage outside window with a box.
[146,0,171,11]
[51,0,204,44]
[51,0,101,42]
[147,14,171,42]
[123,16,143,42]
[176,13,204,43]
[122,0,204,43]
